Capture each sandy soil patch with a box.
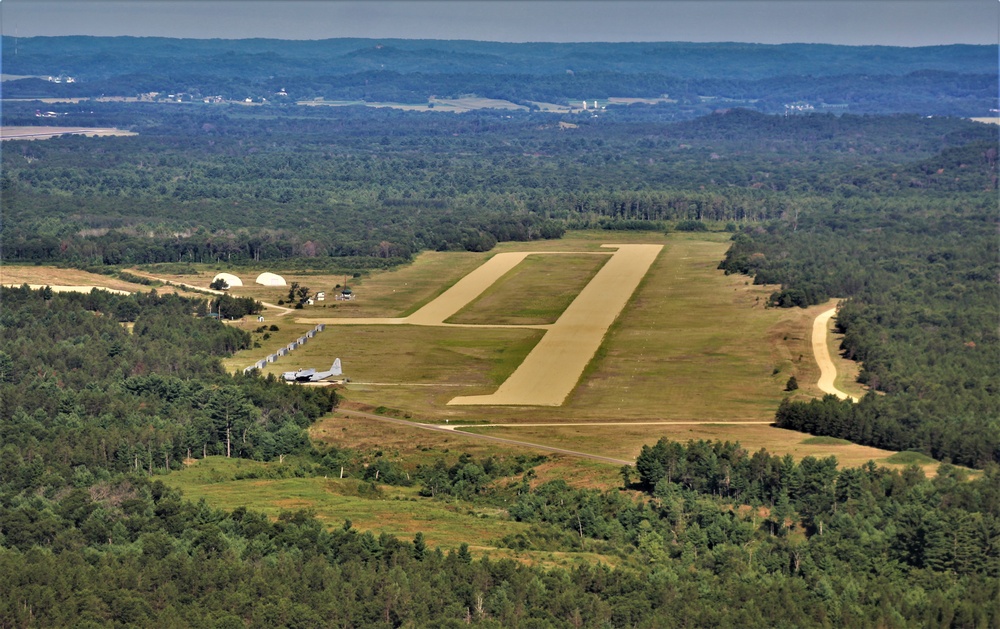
[1,284,132,295]
[970,117,1000,125]
[813,309,859,402]
[1,126,136,140]
[0,266,163,293]
[450,244,662,406]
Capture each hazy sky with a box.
[1,1,996,46]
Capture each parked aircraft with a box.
[282,359,343,382]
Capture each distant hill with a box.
[1,37,995,117]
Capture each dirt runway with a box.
[449,244,662,405]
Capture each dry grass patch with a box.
[1,265,172,293]
[461,423,915,470]
[1,126,137,140]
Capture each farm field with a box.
[0,126,137,140]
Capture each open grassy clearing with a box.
[459,423,933,472]
[561,234,817,421]
[449,244,663,406]
[162,457,529,552]
[311,412,624,491]
[164,456,622,566]
[446,253,609,325]
[292,231,840,426]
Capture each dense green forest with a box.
[717,141,999,468]
[2,104,994,266]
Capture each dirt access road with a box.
[812,308,859,402]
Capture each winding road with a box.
[812,308,860,402]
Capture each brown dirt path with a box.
[813,308,859,402]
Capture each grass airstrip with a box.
[8,230,941,555]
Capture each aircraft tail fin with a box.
[331,358,342,376]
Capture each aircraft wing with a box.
[294,368,317,381]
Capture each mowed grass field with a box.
[447,253,610,325]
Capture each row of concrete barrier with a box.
[243,323,325,374]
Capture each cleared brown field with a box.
[0,266,171,293]
[311,410,625,490]
[1,126,137,140]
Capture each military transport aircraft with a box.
[282,359,344,383]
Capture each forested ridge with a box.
[2,37,995,117]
